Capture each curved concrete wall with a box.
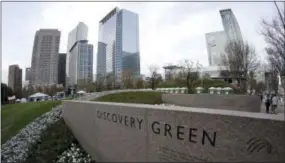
[162,94,261,112]
[63,101,284,162]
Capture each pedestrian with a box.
[260,94,263,102]
[271,94,278,114]
[264,94,271,114]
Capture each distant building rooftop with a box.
[100,7,119,24]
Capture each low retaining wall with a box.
[162,94,261,112]
[63,101,284,162]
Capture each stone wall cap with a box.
[64,100,284,121]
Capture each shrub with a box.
[93,91,163,104]
[193,79,231,89]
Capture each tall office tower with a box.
[8,64,22,92]
[205,31,227,66]
[220,9,243,43]
[30,29,61,86]
[58,53,66,86]
[25,67,31,81]
[66,22,93,86]
[97,7,140,86]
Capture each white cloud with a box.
[1,2,276,83]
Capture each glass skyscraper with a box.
[96,7,140,86]
[220,9,243,43]
[66,22,93,86]
[205,8,243,66]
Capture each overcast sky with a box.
[1,1,279,84]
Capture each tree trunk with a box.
[281,76,285,110]
[151,78,155,90]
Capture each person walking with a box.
[265,94,271,114]
[271,94,278,114]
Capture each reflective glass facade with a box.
[77,41,93,84]
[220,9,243,42]
[66,22,88,86]
[205,31,227,66]
[66,22,93,86]
[97,7,140,85]
[68,40,93,85]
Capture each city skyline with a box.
[2,2,279,84]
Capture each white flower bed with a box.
[56,143,94,163]
[1,105,63,163]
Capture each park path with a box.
[260,101,284,119]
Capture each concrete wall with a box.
[63,101,284,162]
[162,94,261,112]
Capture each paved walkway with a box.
[260,102,284,117]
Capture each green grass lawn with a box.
[93,91,163,104]
[1,101,61,144]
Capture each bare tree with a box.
[255,81,266,94]
[261,1,285,95]
[134,77,144,89]
[179,59,201,92]
[95,74,105,92]
[148,65,160,90]
[248,71,257,95]
[121,69,135,89]
[105,73,115,90]
[263,63,279,93]
[220,40,260,93]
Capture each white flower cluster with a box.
[56,143,94,163]
[1,105,63,163]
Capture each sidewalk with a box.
[260,102,285,116]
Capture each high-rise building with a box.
[205,31,227,66]
[205,9,243,67]
[97,7,140,86]
[220,9,243,42]
[30,29,61,86]
[58,53,66,86]
[8,64,22,92]
[25,67,31,81]
[66,22,93,86]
